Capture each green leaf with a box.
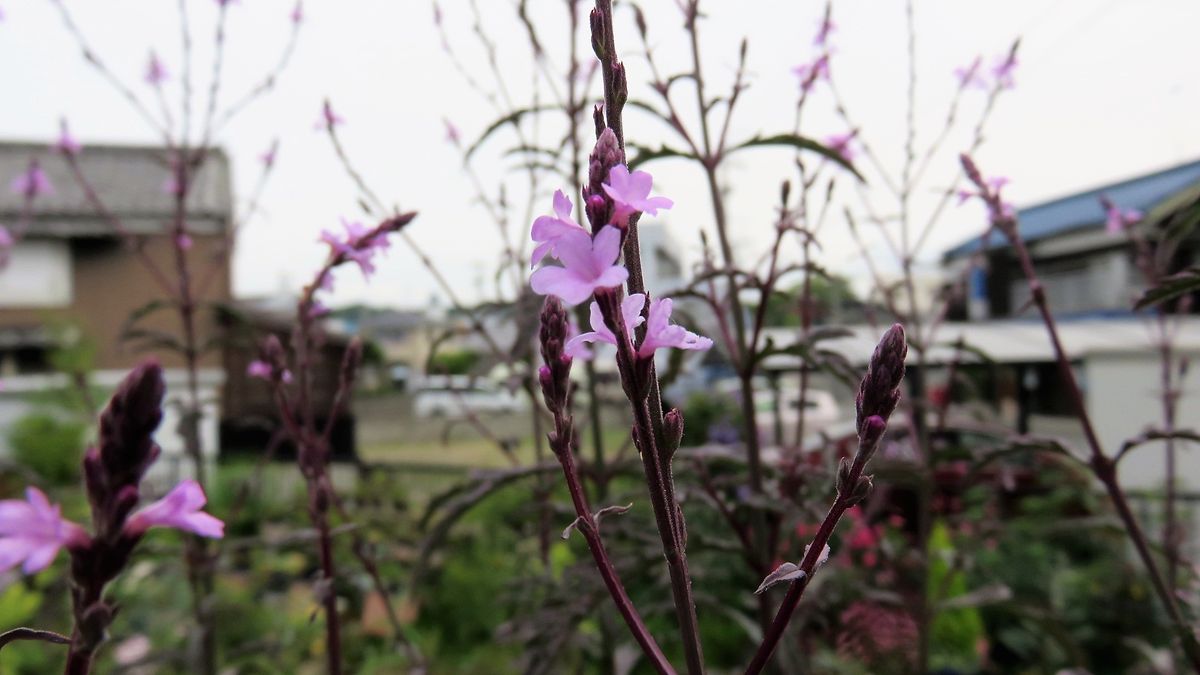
[728,133,865,181]
[1134,267,1200,309]
[465,105,555,160]
[626,143,699,170]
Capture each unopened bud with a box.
[589,9,606,59]
[858,415,887,460]
[664,408,684,458]
[585,193,611,231]
[612,62,628,109]
[847,474,874,506]
[835,456,853,496]
[855,323,907,433]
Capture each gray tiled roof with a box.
[944,157,1200,260]
[0,142,231,236]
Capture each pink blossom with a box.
[0,487,89,574]
[1105,202,1142,235]
[308,299,331,318]
[315,100,344,130]
[824,131,857,164]
[530,226,628,305]
[162,174,183,197]
[814,12,835,47]
[175,233,193,251]
[260,141,278,168]
[290,2,303,24]
[247,360,273,380]
[792,55,830,92]
[144,51,168,86]
[603,165,674,226]
[992,52,1018,90]
[638,297,713,357]
[531,189,588,267]
[55,119,81,157]
[320,218,389,278]
[954,56,987,90]
[0,224,12,249]
[565,294,647,357]
[124,480,224,539]
[443,118,461,145]
[10,163,52,198]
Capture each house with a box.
[943,158,1200,320]
[0,141,232,474]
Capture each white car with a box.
[412,380,528,418]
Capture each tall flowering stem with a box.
[744,324,907,675]
[0,362,224,675]
[587,3,706,671]
[252,212,418,675]
[960,154,1200,670]
[538,298,676,675]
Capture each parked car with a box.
[412,378,528,418]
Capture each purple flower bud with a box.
[663,408,684,457]
[855,324,906,435]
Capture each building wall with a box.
[1085,351,1200,491]
[0,233,230,371]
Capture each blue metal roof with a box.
[944,157,1200,260]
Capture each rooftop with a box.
[0,141,231,237]
[944,157,1200,260]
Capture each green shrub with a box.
[680,390,743,446]
[8,413,86,485]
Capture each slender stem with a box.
[592,1,705,670]
[550,411,676,674]
[313,496,344,675]
[976,181,1200,669]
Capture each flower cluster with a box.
[9,159,52,199]
[319,217,393,280]
[529,138,711,364]
[0,363,223,578]
[1101,196,1142,235]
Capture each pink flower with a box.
[638,297,713,357]
[992,52,1018,90]
[566,294,647,357]
[792,55,830,92]
[124,480,224,539]
[444,118,461,145]
[247,360,273,380]
[55,119,81,157]
[0,224,12,249]
[0,487,89,574]
[315,100,344,130]
[162,174,183,197]
[320,218,388,278]
[145,51,168,86]
[531,189,588,267]
[175,233,193,251]
[1104,202,1142,235]
[260,141,278,168]
[954,56,987,90]
[10,162,52,198]
[308,299,331,318]
[825,131,857,164]
[814,12,835,46]
[290,1,303,24]
[603,165,674,226]
[530,226,628,305]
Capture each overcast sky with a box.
[2,1,1197,309]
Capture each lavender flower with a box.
[10,160,52,198]
[992,51,1018,89]
[55,119,82,157]
[1103,198,1142,235]
[638,297,713,357]
[320,218,391,279]
[529,226,628,305]
[443,118,461,145]
[954,56,987,90]
[566,294,646,356]
[316,100,344,130]
[124,480,224,539]
[603,165,674,226]
[825,131,857,164]
[531,189,588,266]
[793,55,830,93]
[0,487,89,574]
[260,140,279,168]
[290,1,303,24]
[144,51,168,86]
[814,11,836,47]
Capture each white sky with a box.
[1,0,1197,309]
